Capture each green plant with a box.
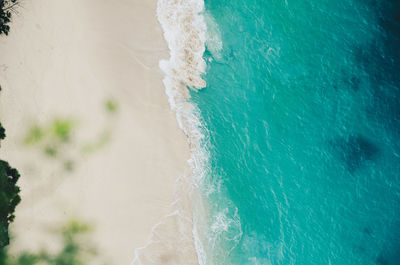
[105,99,118,113]
[0,0,19,36]
[0,152,21,248]
[0,121,21,249]
[0,0,21,253]
[0,124,6,140]
[24,118,76,158]
[81,131,110,154]
[23,125,44,145]
[51,119,75,143]
[2,220,100,265]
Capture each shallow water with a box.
[191,0,400,264]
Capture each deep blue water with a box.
[191,0,400,264]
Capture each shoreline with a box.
[131,0,209,263]
[155,0,209,264]
[0,0,197,264]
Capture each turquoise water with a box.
[192,0,400,264]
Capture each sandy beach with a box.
[0,0,196,264]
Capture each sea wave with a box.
[157,0,207,90]
[131,0,210,264]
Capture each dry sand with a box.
[0,0,196,264]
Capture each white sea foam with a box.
[204,13,223,60]
[157,0,207,90]
[131,0,210,264]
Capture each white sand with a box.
[0,0,196,264]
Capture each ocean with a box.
[154,0,400,264]
[182,0,400,264]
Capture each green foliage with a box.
[1,220,99,265]
[105,99,118,113]
[81,131,110,154]
[23,125,44,145]
[23,113,115,174]
[0,100,21,250]
[24,119,76,146]
[0,0,19,36]
[23,118,78,174]
[44,145,57,157]
[51,221,95,265]
[24,98,120,161]
[0,160,20,248]
[51,119,74,143]
[0,0,21,252]
[24,118,76,158]
[0,123,5,140]
[63,160,74,172]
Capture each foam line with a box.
[131,0,210,264]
